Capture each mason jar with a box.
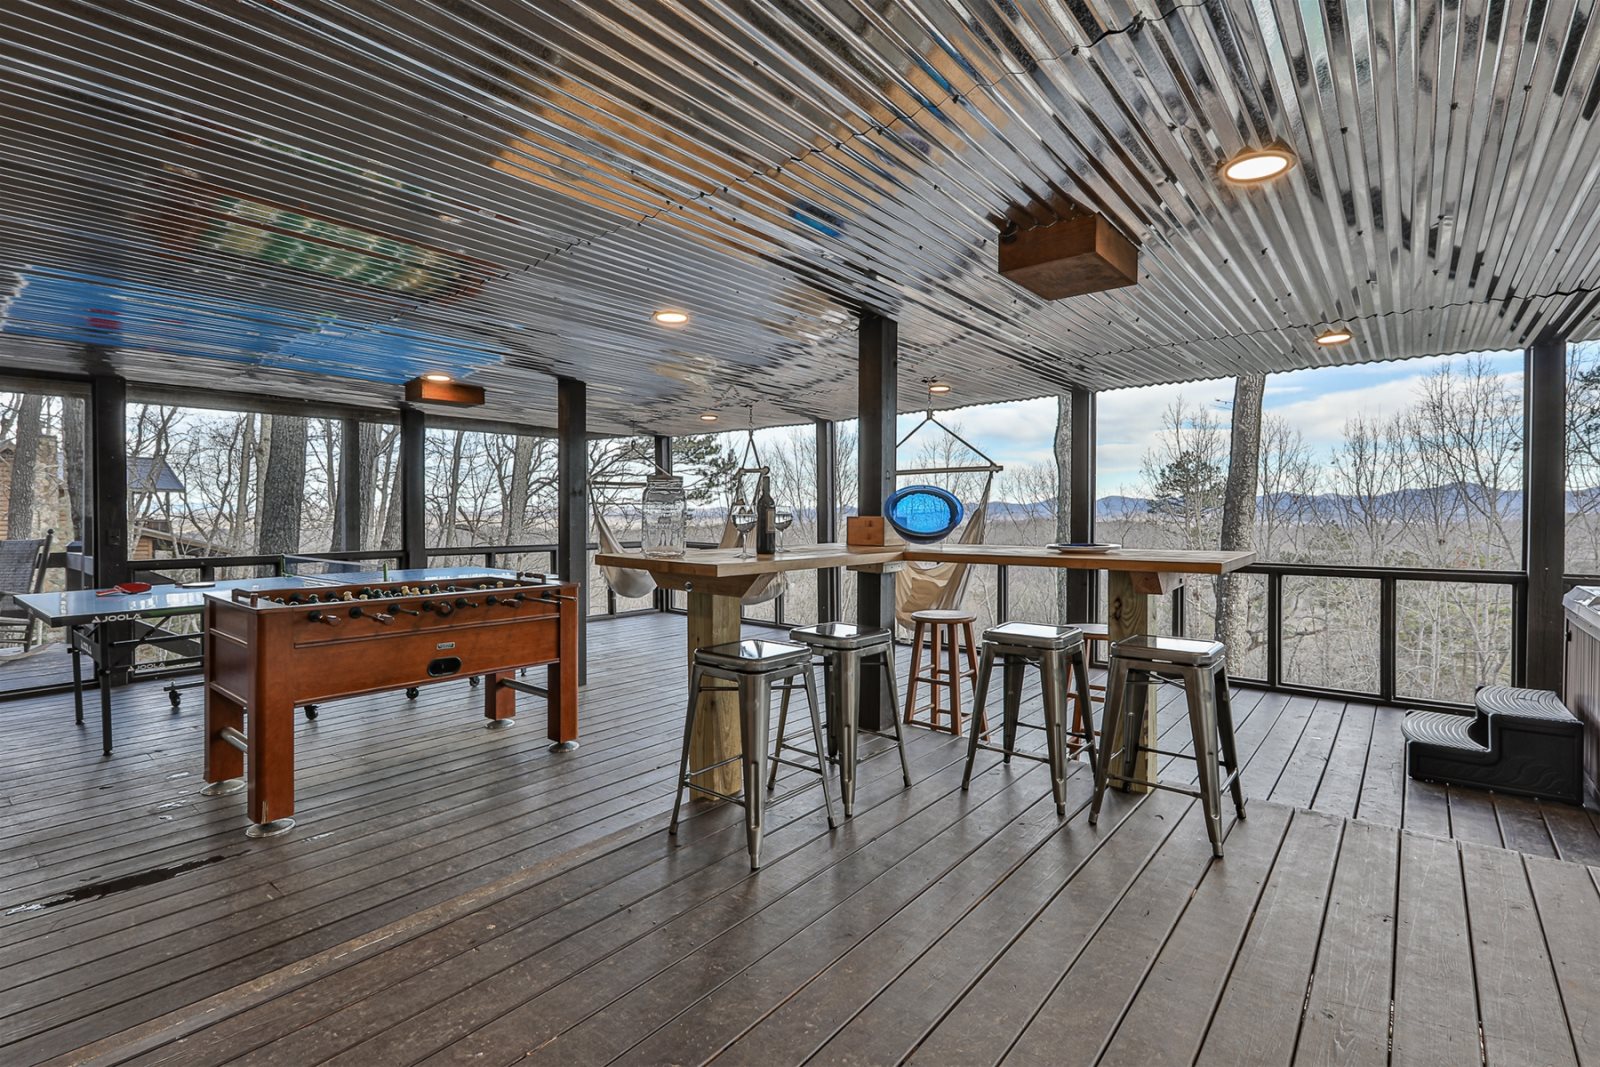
[640,476,687,558]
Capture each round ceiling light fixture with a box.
[699,413,719,422]
[1314,326,1354,346]
[653,309,690,326]
[1221,146,1296,184]
[927,382,952,395]
[421,372,453,383]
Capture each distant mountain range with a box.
[677,483,1598,524]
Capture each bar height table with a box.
[595,544,903,796]
[597,542,1253,795]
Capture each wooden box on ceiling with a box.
[998,213,1139,300]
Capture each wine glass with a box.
[731,504,756,558]
[774,505,794,550]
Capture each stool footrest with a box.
[685,753,743,776]
[683,785,748,806]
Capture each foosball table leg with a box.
[202,688,247,797]
[246,698,297,838]
[484,669,516,730]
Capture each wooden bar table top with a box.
[595,543,904,795]
[597,542,1253,795]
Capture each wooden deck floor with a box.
[2,612,1598,1066]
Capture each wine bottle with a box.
[755,472,778,556]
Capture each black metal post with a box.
[399,406,427,570]
[1266,571,1283,688]
[336,416,363,551]
[652,434,672,612]
[1525,334,1567,691]
[1379,576,1397,702]
[88,374,129,755]
[856,313,897,729]
[815,418,840,622]
[1068,387,1096,622]
[88,374,129,588]
[558,377,589,683]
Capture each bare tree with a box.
[7,393,42,537]
[257,416,307,555]
[1215,374,1264,654]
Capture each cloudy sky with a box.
[922,349,1526,498]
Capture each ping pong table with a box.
[13,564,520,755]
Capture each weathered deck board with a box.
[3,612,1600,1067]
[1293,818,1399,1066]
[1463,844,1580,1067]
[1390,831,1481,1067]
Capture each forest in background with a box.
[3,343,1600,703]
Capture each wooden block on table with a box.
[846,515,904,547]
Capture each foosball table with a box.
[201,570,580,837]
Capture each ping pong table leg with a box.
[97,624,113,757]
[70,626,84,726]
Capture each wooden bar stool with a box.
[903,608,986,737]
[1064,621,1110,755]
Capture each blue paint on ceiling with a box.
[0,269,502,381]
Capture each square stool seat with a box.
[983,621,1082,651]
[1111,635,1224,667]
[788,622,893,651]
[695,639,812,672]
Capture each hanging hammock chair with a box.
[891,410,1002,631]
[589,423,788,608]
[593,502,658,600]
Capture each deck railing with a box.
[1,546,1560,713]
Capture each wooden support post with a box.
[1525,334,1567,691]
[688,590,742,797]
[1107,569,1156,791]
[399,406,426,570]
[856,313,898,730]
[557,377,589,684]
[88,374,129,588]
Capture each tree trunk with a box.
[234,414,255,552]
[380,445,405,550]
[504,435,535,544]
[358,423,382,547]
[444,431,465,547]
[62,396,86,540]
[1215,374,1265,652]
[6,393,42,539]
[1054,393,1072,622]
[256,416,307,555]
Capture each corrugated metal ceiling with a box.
[3,0,1600,434]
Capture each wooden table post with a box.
[687,590,742,798]
[1106,569,1160,792]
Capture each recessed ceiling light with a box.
[653,309,690,326]
[699,413,718,422]
[1221,146,1296,184]
[421,372,453,382]
[1315,327,1353,346]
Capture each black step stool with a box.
[1402,685,1584,804]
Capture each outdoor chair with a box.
[0,530,53,653]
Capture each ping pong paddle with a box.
[97,581,153,596]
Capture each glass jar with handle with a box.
[640,476,687,558]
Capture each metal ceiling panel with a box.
[3,0,1600,435]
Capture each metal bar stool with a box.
[669,639,837,870]
[772,622,913,817]
[904,609,986,736]
[1088,635,1246,858]
[961,622,1098,816]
